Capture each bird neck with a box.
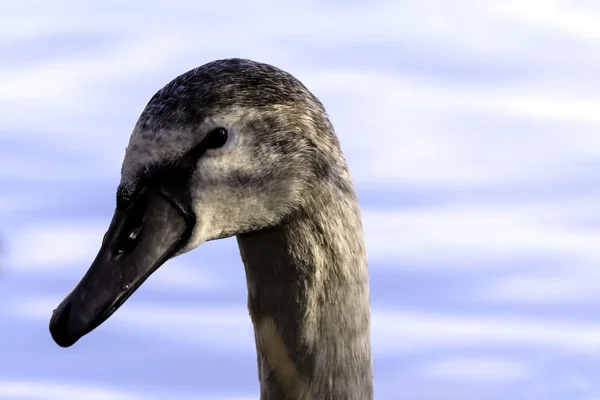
[236,186,373,400]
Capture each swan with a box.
[49,58,374,400]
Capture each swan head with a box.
[49,58,347,347]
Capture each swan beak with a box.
[49,186,190,348]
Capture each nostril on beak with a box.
[49,301,76,348]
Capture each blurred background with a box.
[1,1,599,399]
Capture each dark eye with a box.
[206,128,228,149]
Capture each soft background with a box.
[1,1,599,399]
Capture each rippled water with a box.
[1,1,599,399]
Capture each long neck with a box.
[236,186,373,400]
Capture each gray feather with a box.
[120,58,373,400]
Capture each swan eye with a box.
[206,128,228,149]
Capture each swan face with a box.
[120,104,316,254]
[49,58,338,347]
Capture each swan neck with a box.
[236,187,373,399]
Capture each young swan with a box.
[49,58,374,400]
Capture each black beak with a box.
[49,186,191,347]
